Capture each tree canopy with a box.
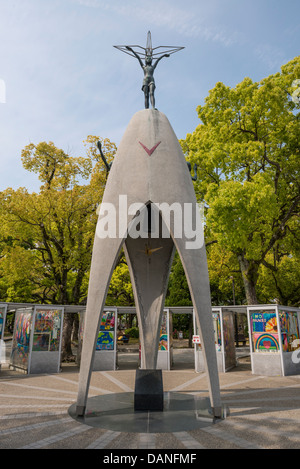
[0,137,116,305]
[181,56,300,305]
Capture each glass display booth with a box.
[0,304,8,372]
[9,306,64,374]
[78,308,118,371]
[194,308,236,373]
[248,305,300,376]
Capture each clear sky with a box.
[0,0,299,192]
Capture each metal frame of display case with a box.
[247,305,300,376]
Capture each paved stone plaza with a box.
[0,356,300,449]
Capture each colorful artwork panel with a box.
[96,331,114,350]
[34,309,62,352]
[11,310,32,369]
[95,311,115,350]
[32,333,50,351]
[159,312,168,351]
[159,334,168,351]
[100,311,115,331]
[212,312,222,348]
[0,307,5,337]
[251,309,300,353]
[250,310,280,353]
[251,311,278,333]
[253,333,280,352]
[279,311,300,352]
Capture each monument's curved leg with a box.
[172,235,222,418]
[75,235,125,417]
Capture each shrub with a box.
[124,327,139,338]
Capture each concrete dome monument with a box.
[75,33,222,420]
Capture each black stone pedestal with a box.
[134,369,164,411]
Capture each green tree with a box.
[0,137,117,358]
[106,251,134,306]
[182,56,300,304]
[206,243,244,306]
[257,252,300,307]
[165,252,192,307]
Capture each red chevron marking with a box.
[139,141,161,156]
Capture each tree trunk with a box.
[237,254,259,305]
[72,313,79,343]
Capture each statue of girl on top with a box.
[114,31,184,110]
[126,46,169,109]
